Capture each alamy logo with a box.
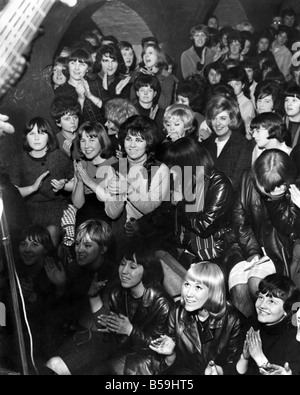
[0,303,6,327]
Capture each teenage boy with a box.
[133,74,165,141]
[51,95,81,159]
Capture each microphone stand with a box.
[0,189,29,375]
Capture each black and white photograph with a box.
[0,0,300,380]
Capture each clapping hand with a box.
[51,179,67,193]
[108,172,127,196]
[88,273,108,298]
[98,312,133,336]
[44,257,66,288]
[32,171,50,192]
[76,161,93,187]
[260,362,292,376]
[115,76,131,95]
[150,335,176,356]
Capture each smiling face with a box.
[192,31,207,48]
[182,277,209,312]
[19,237,47,266]
[257,95,274,114]
[119,256,144,290]
[75,234,101,267]
[211,110,232,140]
[256,293,286,325]
[69,59,89,82]
[143,46,159,69]
[124,132,147,161]
[80,131,101,160]
[101,54,118,77]
[164,115,186,142]
[26,124,49,154]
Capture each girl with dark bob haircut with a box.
[12,117,73,246]
[236,274,300,375]
[254,80,284,115]
[23,117,57,153]
[251,112,287,142]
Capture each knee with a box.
[46,357,71,376]
[248,277,261,298]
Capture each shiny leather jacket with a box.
[177,169,234,238]
[165,302,244,375]
[232,170,300,274]
[109,286,173,350]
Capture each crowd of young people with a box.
[1,7,300,376]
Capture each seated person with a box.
[147,262,244,376]
[236,274,300,375]
[45,239,172,375]
[225,149,300,318]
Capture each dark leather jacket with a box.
[108,286,173,351]
[164,302,244,375]
[232,170,300,274]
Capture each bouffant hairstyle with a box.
[206,94,242,131]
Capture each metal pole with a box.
[0,189,29,375]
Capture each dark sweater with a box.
[244,316,300,375]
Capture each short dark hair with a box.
[258,274,300,317]
[176,80,204,113]
[118,115,160,155]
[203,61,227,84]
[227,30,245,49]
[133,74,161,102]
[250,112,287,142]
[77,121,113,159]
[95,44,125,74]
[23,117,57,153]
[141,36,160,47]
[254,80,283,113]
[51,95,81,122]
[226,65,251,98]
[253,149,296,197]
[19,225,56,258]
[68,48,93,68]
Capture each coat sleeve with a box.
[129,295,173,347]
[232,172,263,259]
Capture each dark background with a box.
[0,0,297,170]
